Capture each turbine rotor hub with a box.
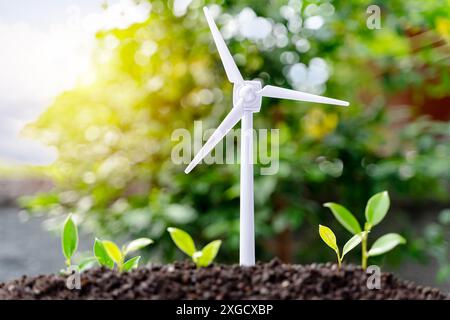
[239,85,257,103]
[233,80,262,112]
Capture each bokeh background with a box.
[0,0,449,291]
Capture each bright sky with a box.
[0,0,325,165]
[0,0,150,165]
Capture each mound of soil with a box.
[0,259,448,300]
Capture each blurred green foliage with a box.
[422,209,450,282]
[22,0,449,280]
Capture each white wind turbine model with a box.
[185,7,350,266]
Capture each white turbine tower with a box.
[185,7,350,266]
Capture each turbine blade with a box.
[259,85,349,107]
[185,106,243,174]
[203,6,244,84]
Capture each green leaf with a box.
[102,240,123,265]
[319,225,339,253]
[78,257,97,272]
[196,240,222,267]
[368,233,406,257]
[365,191,390,226]
[324,203,361,234]
[94,238,114,269]
[342,232,366,259]
[61,214,78,262]
[167,227,196,257]
[125,238,153,255]
[122,256,141,271]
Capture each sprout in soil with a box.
[318,225,366,270]
[61,214,78,270]
[60,214,100,273]
[324,190,406,269]
[94,237,153,272]
[167,227,221,268]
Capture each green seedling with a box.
[324,191,406,269]
[60,214,97,273]
[167,227,221,268]
[94,237,153,272]
[61,214,78,269]
[319,225,366,269]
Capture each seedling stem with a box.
[361,223,372,270]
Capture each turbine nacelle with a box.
[233,81,262,112]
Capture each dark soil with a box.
[0,259,448,300]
